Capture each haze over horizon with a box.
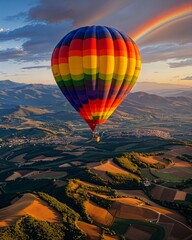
[0,0,192,87]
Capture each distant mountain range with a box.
[1,79,192,97]
[133,82,192,97]
[0,80,191,119]
[0,80,26,90]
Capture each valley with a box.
[0,81,192,239]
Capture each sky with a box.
[0,0,191,86]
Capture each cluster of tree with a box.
[64,181,92,222]
[100,226,116,239]
[163,157,173,164]
[92,185,115,196]
[24,145,63,160]
[0,215,65,240]
[63,179,115,222]
[114,156,140,175]
[37,192,86,239]
[183,154,192,160]
[107,172,142,189]
[89,193,113,209]
[80,168,108,186]
[176,155,192,163]
[123,152,165,169]
[80,166,142,190]
[166,178,192,190]
[142,152,164,156]
[4,178,53,194]
[0,193,22,208]
[0,170,14,182]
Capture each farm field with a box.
[0,193,61,227]
[87,159,137,181]
[149,184,191,202]
[81,188,192,239]
[85,201,114,226]
[110,218,164,239]
[76,221,101,240]
[6,170,67,180]
[109,202,159,220]
[0,78,192,239]
[0,135,192,239]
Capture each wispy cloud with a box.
[22,65,50,70]
[27,0,129,26]
[4,12,27,21]
[141,43,192,63]
[0,47,27,62]
[181,76,192,80]
[0,28,9,33]
[0,22,72,61]
[168,59,192,68]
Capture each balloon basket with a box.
[92,132,100,142]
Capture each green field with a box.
[140,168,157,180]
[110,218,165,239]
[151,170,184,182]
[110,218,131,235]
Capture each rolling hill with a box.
[0,80,192,239]
[0,80,191,116]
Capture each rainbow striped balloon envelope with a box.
[51,26,141,131]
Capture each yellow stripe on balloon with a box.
[98,56,114,74]
[126,58,136,77]
[83,55,97,69]
[104,109,116,118]
[58,63,70,76]
[51,65,60,77]
[69,56,83,75]
[135,60,142,76]
[114,56,128,76]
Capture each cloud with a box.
[0,0,191,64]
[136,14,192,64]
[0,47,27,62]
[27,0,189,33]
[0,22,71,42]
[140,43,192,63]
[4,12,27,21]
[0,21,72,61]
[168,59,192,68]
[27,0,129,26]
[0,28,9,33]
[22,65,50,70]
[181,76,192,80]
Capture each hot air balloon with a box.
[51,26,141,141]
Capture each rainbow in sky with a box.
[131,3,191,41]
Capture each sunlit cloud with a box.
[181,76,192,80]
[168,59,192,68]
[140,43,192,63]
[0,47,27,62]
